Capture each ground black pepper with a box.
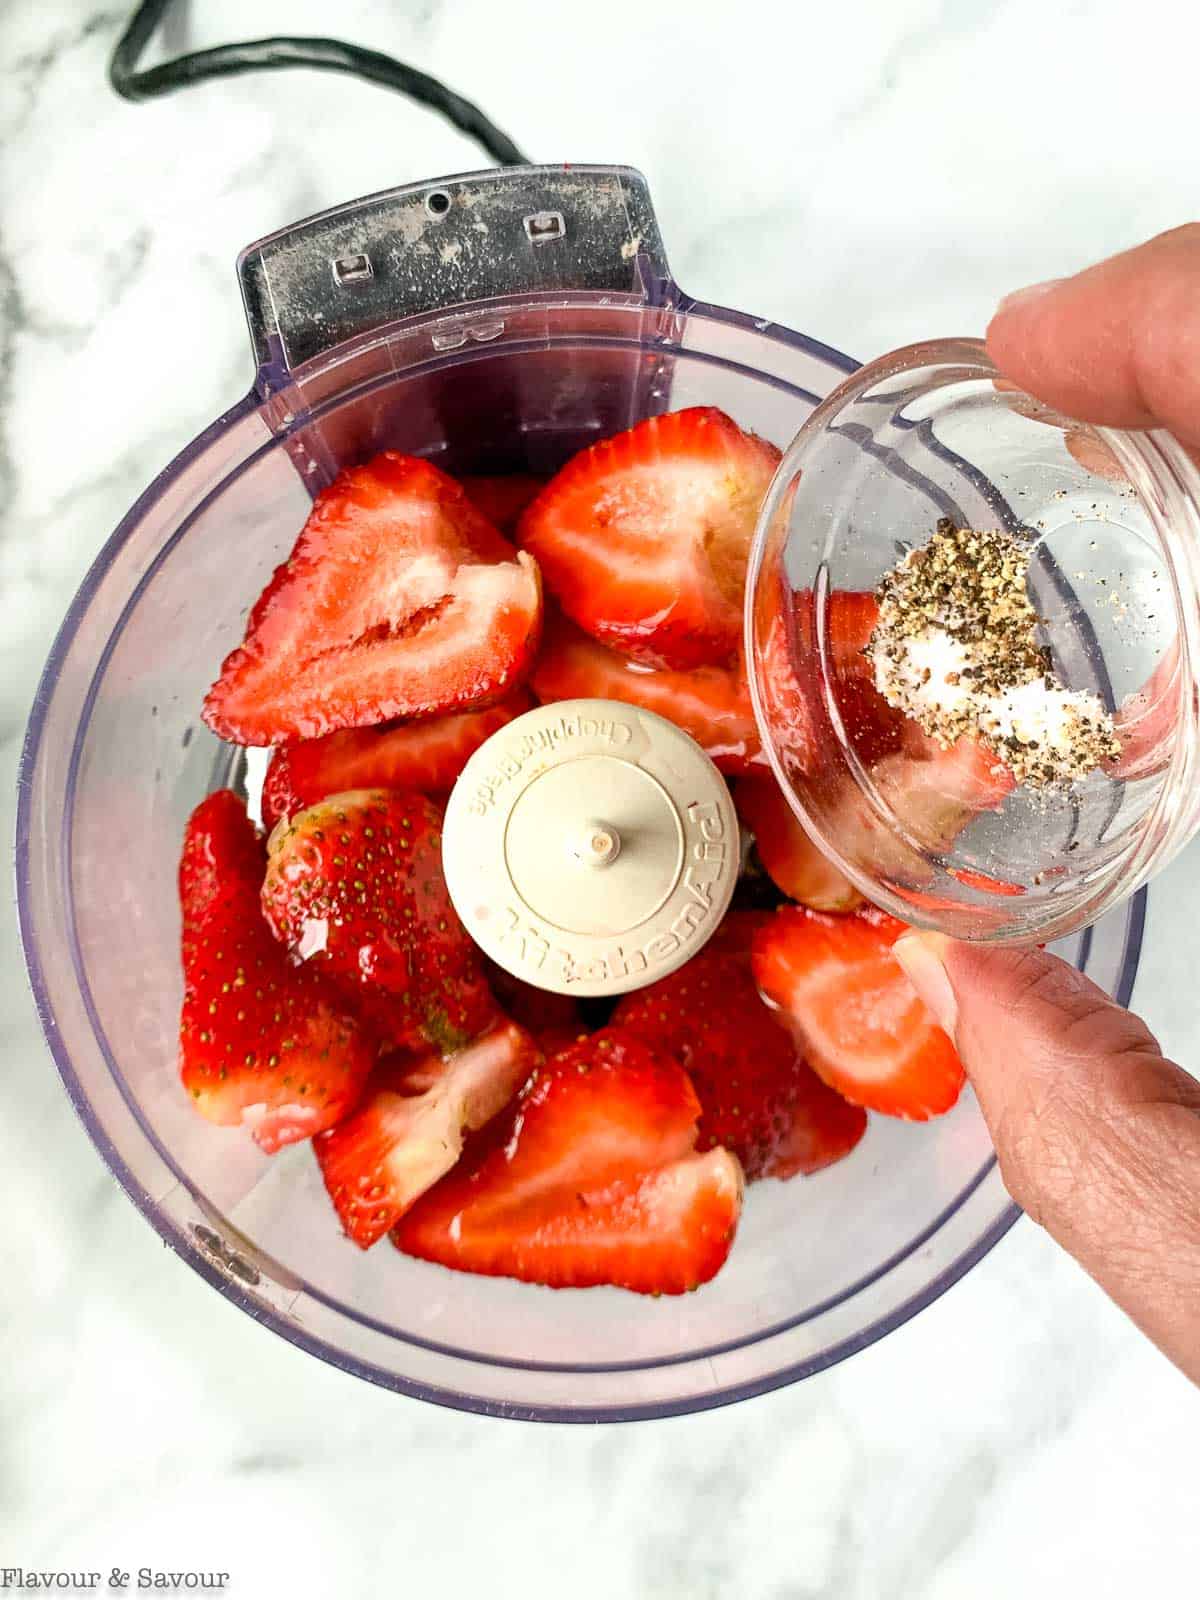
[866,518,1121,787]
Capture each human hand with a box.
[894,225,1200,1385]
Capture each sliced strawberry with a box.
[789,588,885,688]
[484,961,586,1055]
[261,788,496,1054]
[203,453,542,745]
[531,608,765,776]
[1110,641,1182,782]
[761,721,1015,900]
[734,775,863,911]
[614,928,866,1179]
[314,1018,538,1248]
[864,731,1016,878]
[460,473,547,535]
[518,407,780,670]
[527,1025,591,1060]
[766,1070,871,1179]
[705,908,773,955]
[261,692,532,827]
[394,1030,743,1294]
[752,905,965,1120]
[757,604,820,784]
[757,584,905,781]
[946,866,1026,897]
[179,791,373,1153]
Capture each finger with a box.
[894,932,1200,1384]
[985,224,1200,452]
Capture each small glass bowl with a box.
[747,338,1200,944]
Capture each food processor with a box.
[16,164,1146,1419]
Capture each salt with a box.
[866,520,1122,787]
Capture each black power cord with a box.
[109,0,529,168]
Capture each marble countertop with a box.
[2,0,1197,1594]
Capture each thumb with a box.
[894,933,1200,1384]
[985,223,1200,453]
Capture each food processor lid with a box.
[442,699,739,997]
[237,164,674,381]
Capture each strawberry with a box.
[394,1030,743,1294]
[734,774,863,912]
[484,961,587,1056]
[614,927,866,1179]
[460,473,547,535]
[531,608,765,776]
[864,739,1020,914]
[855,730,1015,882]
[203,453,542,745]
[756,606,816,784]
[752,905,965,1120]
[518,407,780,670]
[525,1024,591,1060]
[757,583,905,782]
[945,866,1026,897]
[178,790,373,1153]
[752,668,1014,897]
[314,1018,539,1248]
[261,692,532,827]
[261,788,496,1055]
[800,589,907,764]
[1111,641,1181,782]
[705,908,773,955]
[765,1071,871,1180]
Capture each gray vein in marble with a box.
[0,244,17,512]
[230,1449,306,1476]
[836,0,1008,129]
[0,9,124,144]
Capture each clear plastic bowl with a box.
[748,338,1200,944]
[16,172,1148,1419]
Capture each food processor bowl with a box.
[17,166,1146,1419]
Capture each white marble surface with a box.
[2,0,1198,1594]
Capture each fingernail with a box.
[994,278,1062,315]
[894,932,958,1038]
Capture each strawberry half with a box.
[518,407,781,670]
[851,730,1016,884]
[484,961,587,1056]
[394,1030,743,1295]
[261,692,532,827]
[179,790,373,1153]
[790,588,899,759]
[1110,641,1181,783]
[752,905,965,1120]
[460,473,547,535]
[261,788,496,1055]
[614,925,866,1179]
[734,774,863,912]
[314,1018,539,1248]
[203,453,542,745]
[758,585,905,782]
[531,608,765,776]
